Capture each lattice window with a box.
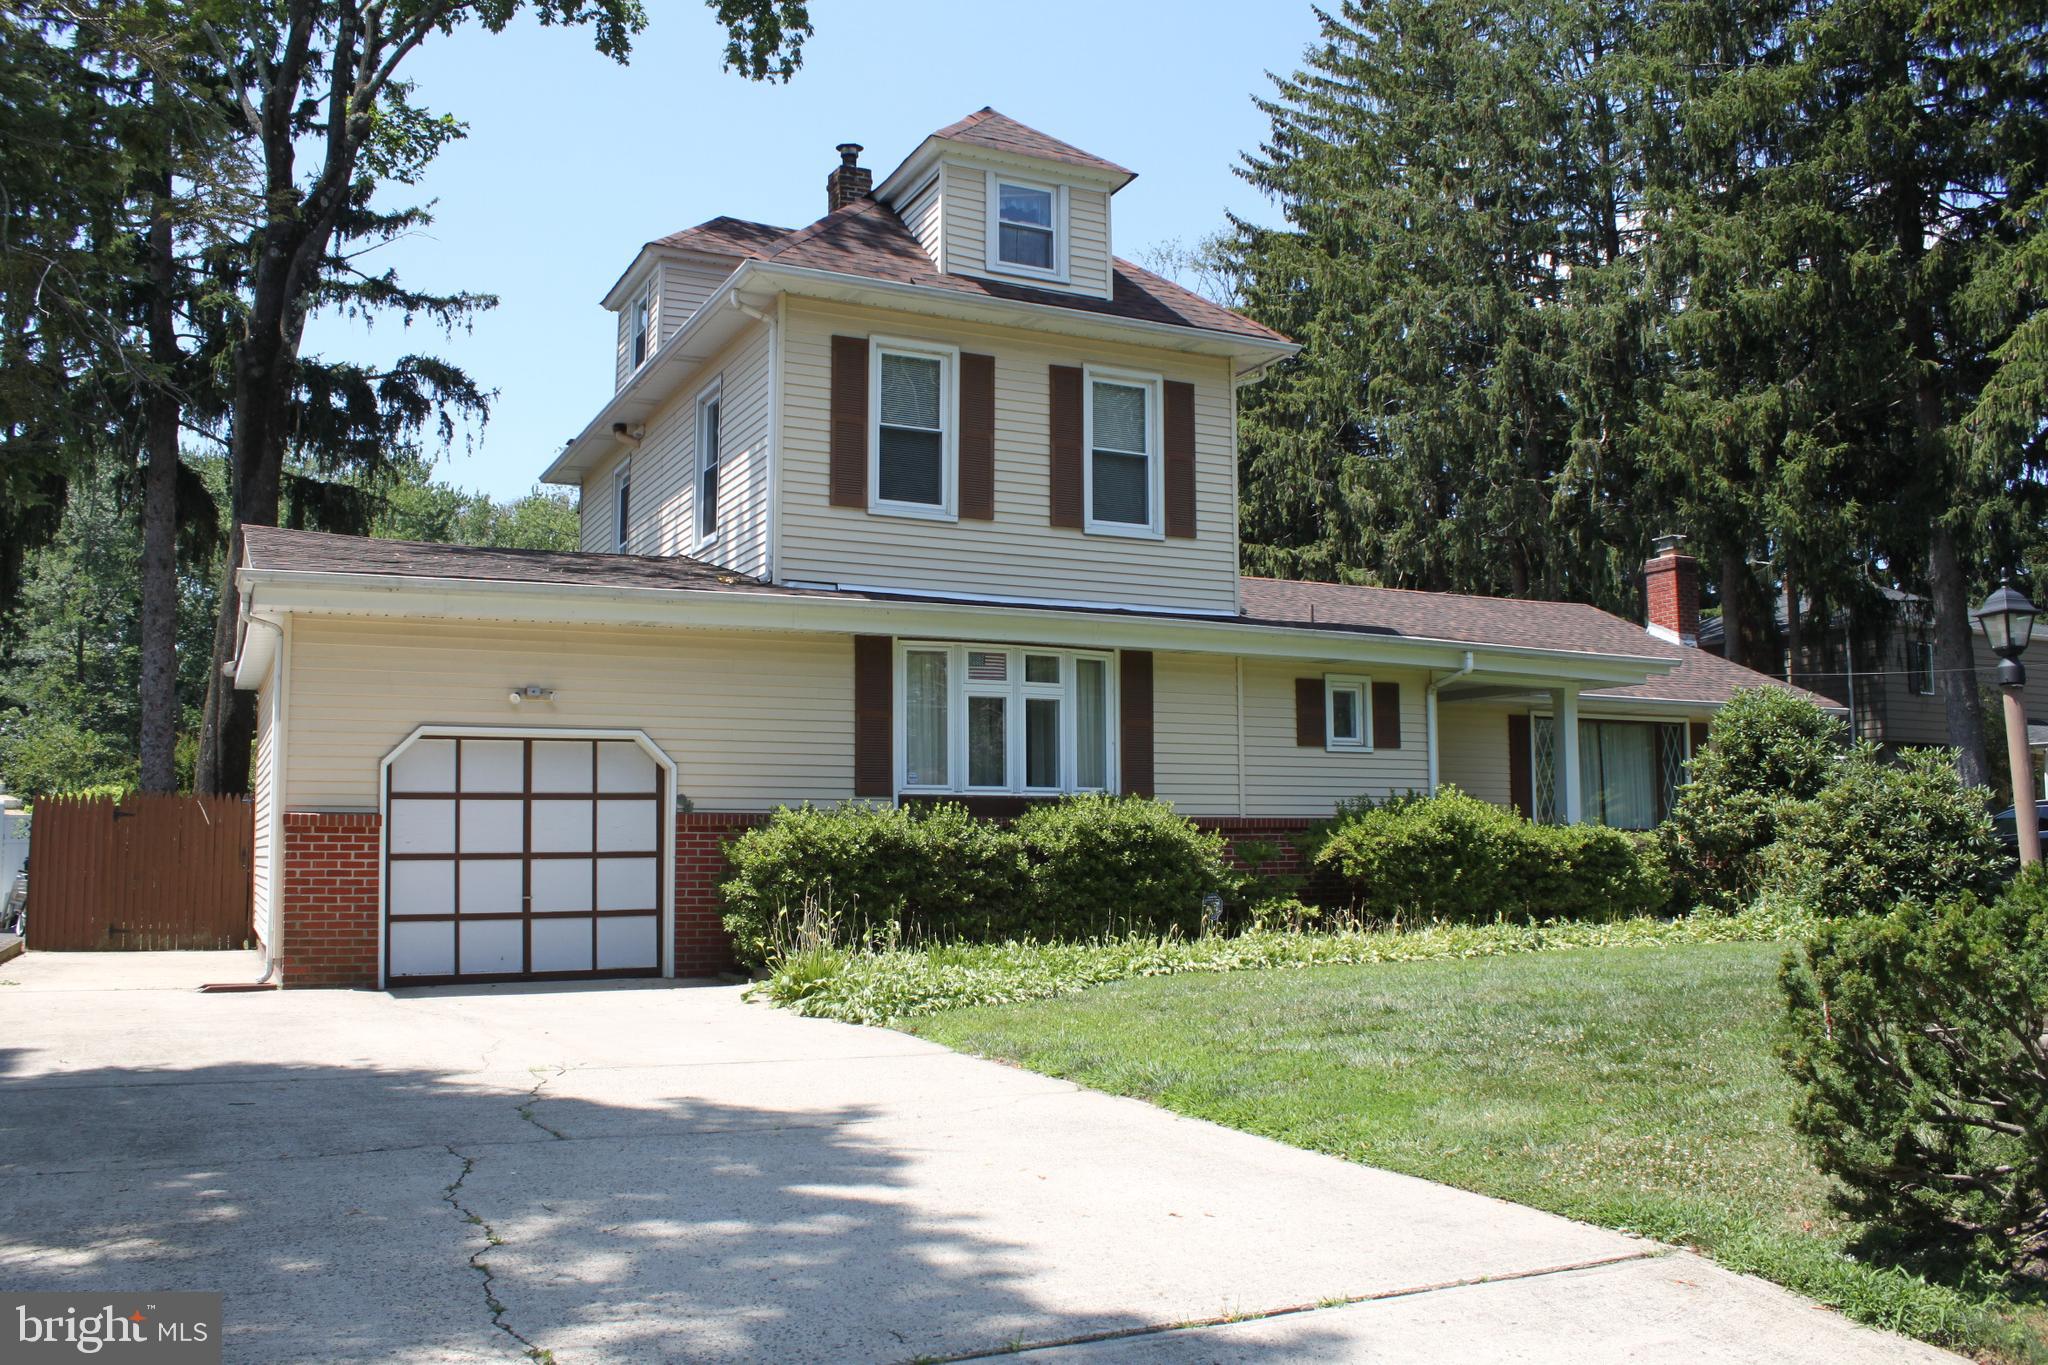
[1533,716,1558,825]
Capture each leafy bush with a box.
[720,796,1229,966]
[1780,870,2048,1278]
[1661,688,1847,909]
[1765,745,2009,919]
[1313,787,1666,923]
[1014,795,1231,940]
[719,803,1025,966]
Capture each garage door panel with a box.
[531,858,594,913]
[458,859,524,914]
[462,739,527,792]
[597,800,658,852]
[531,800,594,853]
[597,857,658,912]
[597,915,659,969]
[459,919,523,975]
[387,736,663,983]
[390,860,455,917]
[531,918,595,973]
[390,921,454,977]
[390,799,454,854]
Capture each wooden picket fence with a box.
[26,794,253,950]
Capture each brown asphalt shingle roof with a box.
[652,216,794,257]
[241,526,783,595]
[927,107,1135,179]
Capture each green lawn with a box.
[906,941,2044,1361]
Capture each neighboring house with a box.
[229,110,1817,988]
[1699,589,2048,791]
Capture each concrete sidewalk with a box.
[0,951,1961,1363]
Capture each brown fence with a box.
[26,795,253,950]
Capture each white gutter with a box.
[1425,650,1477,792]
[230,566,1676,689]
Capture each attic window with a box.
[988,174,1063,279]
[631,284,652,368]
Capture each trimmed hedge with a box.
[1313,787,1669,923]
[719,796,1230,967]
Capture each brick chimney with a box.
[1643,534,1701,647]
[826,143,870,213]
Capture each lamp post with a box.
[1973,578,2040,867]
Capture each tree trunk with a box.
[139,161,180,793]
[1782,568,1801,687]
[1929,522,1991,788]
[1719,546,1747,670]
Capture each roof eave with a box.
[874,135,1136,205]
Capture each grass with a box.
[902,941,2046,1362]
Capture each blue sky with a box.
[299,0,1321,500]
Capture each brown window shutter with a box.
[1049,365,1084,529]
[1689,721,1710,756]
[1295,677,1325,747]
[830,335,869,508]
[959,352,996,520]
[1120,650,1154,798]
[1508,714,1533,817]
[853,635,892,797]
[1371,681,1402,750]
[1163,379,1196,538]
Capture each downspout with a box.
[732,293,779,582]
[244,614,286,986]
[1425,651,1476,793]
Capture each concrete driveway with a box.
[0,951,1959,1364]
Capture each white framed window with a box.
[1909,639,1936,695]
[1325,675,1371,751]
[611,458,632,554]
[630,283,652,369]
[870,337,957,519]
[985,172,1066,281]
[695,379,722,547]
[1083,366,1162,537]
[896,642,1116,797]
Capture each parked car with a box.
[1992,800,2048,848]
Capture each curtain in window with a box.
[1587,721,1657,830]
[879,353,943,505]
[904,652,948,788]
[968,695,1006,787]
[1075,657,1108,789]
[1091,382,1149,524]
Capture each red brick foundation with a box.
[280,812,382,988]
[1195,817,1316,882]
[676,811,769,977]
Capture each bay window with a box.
[897,643,1115,797]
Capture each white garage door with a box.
[384,736,664,983]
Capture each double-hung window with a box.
[898,643,1114,797]
[989,176,1062,277]
[871,339,956,518]
[612,458,632,554]
[630,285,652,369]
[1325,675,1371,751]
[1909,639,1936,695]
[1085,368,1161,535]
[695,381,721,546]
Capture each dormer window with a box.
[630,284,652,368]
[988,174,1064,279]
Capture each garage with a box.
[384,733,667,984]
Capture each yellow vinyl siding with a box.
[1152,651,1241,815]
[660,260,732,340]
[282,617,852,812]
[1240,659,1431,814]
[630,320,771,577]
[905,177,944,267]
[579,449,626,553]
[941,160,1114,299]
[777,298,1240,614]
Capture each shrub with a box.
[1313,787,1666,924]
[1765,745,2010,918]
[1014,795,1232,940]
[1780,869,2048,1278]
[719,803,1025,967]
[1661,688,1846,909]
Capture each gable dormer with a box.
[600,218,790,391]
[873,108,1134,302]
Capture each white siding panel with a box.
[905,178,943,266]
[941,160,1114,299]
[1153,652,1240,815]
[1439,702,1513,807]
[1240,660,1431,815]
[251,669,276,950]
[579,450,626,553]
[661,261,732,339]
[778,298,1240,614]
[283,618,853,812]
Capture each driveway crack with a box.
[442,1144,554,1363]
[517,1065,572,1140]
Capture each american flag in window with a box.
[968,651,1008,681]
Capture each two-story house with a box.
[229,110,1819,988]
